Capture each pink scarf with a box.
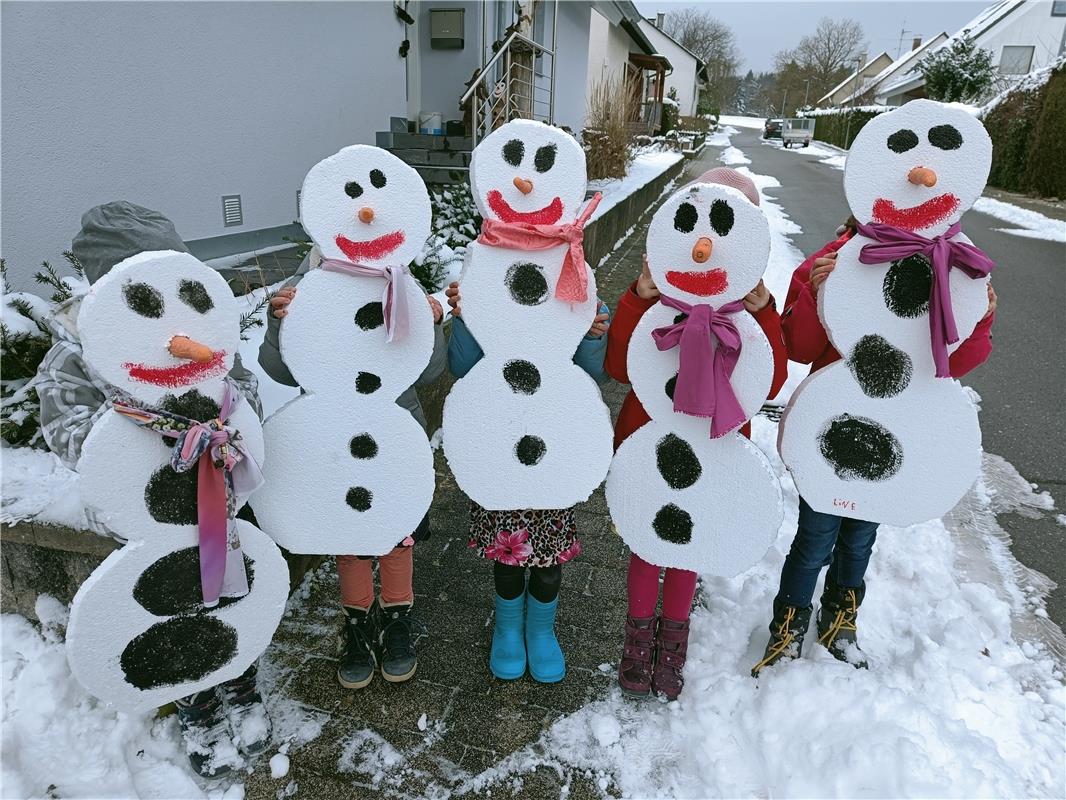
[652,295,747,439]
[320,258,411,342]
[478,193,602,303]
[856,221,994,377]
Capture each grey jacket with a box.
[258,253,446,431]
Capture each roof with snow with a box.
[817,52,891,104]
[838,33,949,105]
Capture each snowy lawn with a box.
[588,151,685,224]
[972,197,1066,244]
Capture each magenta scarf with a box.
[855,221,994,378]
[652,294,747,438]
[478,192,603,304]
[112,381,263,607]
[320,258,411,342]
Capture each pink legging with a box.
[336,546,414,610]
[627,553,698,622]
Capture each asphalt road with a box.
[728,127,1066,627]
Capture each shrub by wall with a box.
[803,107,888,149]
[983,74,1049,192]
[1024,65,1066,198]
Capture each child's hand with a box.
[636,254,660,300]
[445,281,461,317]
[809,252,837,295]
[587,301,609,338]
[983,282,997,320]
[427,295,443,324]
[270,286,297,318]
[743,280,771,314]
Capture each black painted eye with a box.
[123,282,164,318]
[674,202,697,233]
[887,129,919,153]
[178,280,214,314]
[344,181,363,199]
[503,139,525,167]
[928,124,963,150]
[534,144,557,173]
[709,199,734,237]
[370,169,387,188]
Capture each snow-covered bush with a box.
[919,34,997,104]
[659,88,680,136]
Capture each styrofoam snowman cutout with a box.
[251,145,436,555]
[442,119,614,509]
[779,100,994,526]
[606,184,783,574]
[67,250,288,712]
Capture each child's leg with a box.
[526,564,565,683]
[626,553,662,618]
[660,568,698,622]
[528,564,561,602]
[827,518,878,589]
[490,561,527,679]
[652,568,698,699]
[378,546,415,607]
[777,498,844,607]
[493,561,526,600]
[816,517,879,667]
[336,556,375,610]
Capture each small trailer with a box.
[782,117,815,148]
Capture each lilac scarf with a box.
[856,221,994,378]
[652,294,747,438]
[112,380,263,607]
[320,258,411,342]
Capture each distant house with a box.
[830,34,952,106]
[817,52,895,107]
[638,15,708,117]
[876,0,1066,105]
[1,0,656,291]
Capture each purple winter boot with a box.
[651,617,690,700]
[617,615,656,697]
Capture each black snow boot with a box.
[378,602,424,683]
[337,606,378,689]
[176,688,234,779]
[220,664,272,757]
[817,578,868,668]
[751,599,813,677]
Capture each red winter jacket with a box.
[606,282,789,450]
[781,231,995,376]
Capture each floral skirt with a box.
[468,501,581,568]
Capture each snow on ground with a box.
[762,138,846,171]
[717,115,765,130]
[972,197,1066,244]
[717,146,750,166]
[588,151,685,224]
[454,420,1066,799]
[705,125,738,148]
[0,446,91,531]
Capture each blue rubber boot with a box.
[490,594,526,680]
[525,594,565,683]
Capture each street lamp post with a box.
[803,79,811,108]
[781,88,789,118]
[842,54,866,150]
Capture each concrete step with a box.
[413,164,470,185]
[389,148,471,168]
[375,131,473,151]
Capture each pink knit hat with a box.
[686,167,760,207]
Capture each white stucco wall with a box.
[1,1,407,290]
[976,0,1066,72]
[639,21,702,116]
[417,1,484,126]
[586,8,632,94]
[553,1,593,132]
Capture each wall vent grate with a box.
[221,194,243,227]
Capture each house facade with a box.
[817,52,894,107]
[1,0,650,291]
[638,16,707,117]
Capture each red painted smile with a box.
[665,268,729,296]
[336,231,405,261]
[872,194,960,231]
[487,190,563,225]
[124,350,227,388]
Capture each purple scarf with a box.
[112,381,263,607]
[855,221,994,378]
[652,294,747,438]
[320,258,411,342]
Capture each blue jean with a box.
[776,498,879,608]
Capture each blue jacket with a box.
[447,313,610,384]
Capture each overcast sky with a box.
[633,1,990,72]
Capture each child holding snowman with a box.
[444,280,611,683]
[36,201,268,778]
[606,168,789,700]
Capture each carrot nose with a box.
[908,166,937,187]
[168,335,214,363]
[513,177,534,195]
[691,236,713,264]
[358,206,375,223]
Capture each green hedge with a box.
[808,109,886,149]
[985,64,1065,198]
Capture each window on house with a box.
[999,45,1034,74]
[1052,1,1066,16]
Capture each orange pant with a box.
[336,546,414,610]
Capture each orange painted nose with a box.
[513,177,534,195]
[169,335,214,363]
[691,236,713,264]
[358,206,375,223]
[908,166,938,187]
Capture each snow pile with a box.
[981,56,1065,118]
[972,197,1066,243]
[762,139,847,171]
[717,115,765,130]
[717,146,750,166]
[460,420,1066,799]
[706,124,739,148]
[587,151,685,224]
[0,446,92,530]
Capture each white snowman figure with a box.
[442,119,614,510]
[606,181,784,575]
[779,100,994,526]
[66,250,289,712]
[251,145,436,555]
